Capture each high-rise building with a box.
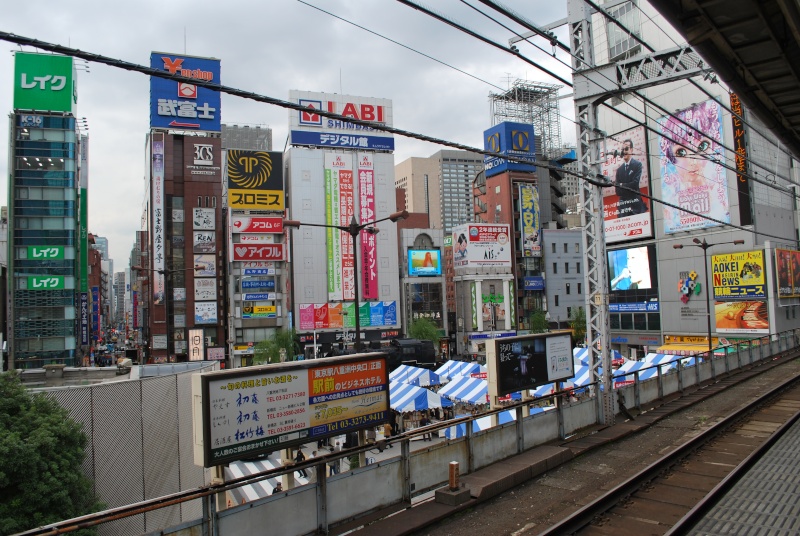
[7,52,82,368]
[221,124,272,152]
[395,149,482,234]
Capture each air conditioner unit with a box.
[204,337,212,346]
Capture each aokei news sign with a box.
[192,353,390,467]
[14,52,77,113]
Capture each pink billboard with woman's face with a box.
[658,100,730,233]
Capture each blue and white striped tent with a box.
[226,456,309,501]
[444,406,555,438]
[389,364,441,387]
[438,375,523,405]
[434,360,486,382]
[389,380,453,412]
[437,375,488,404]
[614,354,697,383]
[573,347,624,366]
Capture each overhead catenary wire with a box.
[0,31,793,245]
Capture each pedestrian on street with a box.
[420,414,432,441]
[383,422,393,448]
[329,443,341,475]
[294,448,307,478]
[272,481,283,494]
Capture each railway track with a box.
[537,362,800,536]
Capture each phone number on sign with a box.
[269,423,306,435]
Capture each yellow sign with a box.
[711,250,765,299]
[227,150,285,209]
[242,305,277,319]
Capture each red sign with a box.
[232,244,284,261]
[470,372,488,379]
[231,216,283,234]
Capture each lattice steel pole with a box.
[568,0,614,425]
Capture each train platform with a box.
[343,361,777,536]
[685,413,800,535]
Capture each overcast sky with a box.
[1,0,577,266]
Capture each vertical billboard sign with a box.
[518,183,541,257]
[189,329,204,361]
[13,52,76,113]
[80,293,89,345]
[775,248,795,298]
[149,52,221,131]
[730,94,753,226]
[289,90,394,151]
[91,286,100,336]
[227,150,285,210]
[324,153,345,301]
[658,100,730,234]
[358,152,378,300]
[340,161,355,301]
[599,126,652,242]
[152,133,166,304]
[132,291,139,329]
[483,122,537,178]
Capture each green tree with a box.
[408,317,440,342]
[0,372,104,535]
[569,306,587,345]
[253,328,300,365]
[528,310,549,333]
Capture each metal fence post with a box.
[316,462,328,535]
[634,371,641,410]
[401,438,412,504]
[516,405,525,453]
[466,421,475,474]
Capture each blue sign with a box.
[609,302,660,312]
[469,331,517,340]
[483,121,536,178]
[290,130,395,151]
[150,53,221,131]
[242,279,275,290]
[523,276,545,291]
[244,268,275,275]
[244,293,276,301]
[91,286,99,336]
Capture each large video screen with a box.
[608,245,653,291]
[408,249,442,276]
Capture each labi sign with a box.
[14,52,76,113]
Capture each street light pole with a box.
[673,238,744,374]
[284,210,408,352]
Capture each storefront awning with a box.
[655,343,710,356]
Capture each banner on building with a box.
[231,216,283,233]
[714,300,769,334]
[452,224,512,269]
[518,184,541,257]
[599,125,653,243]
[14,52,76,113]
[227,150,284,210]
[324,153,345,301]
[232,244,284,261]
[152,134,166,304]
[357,152,378,300]
[658,100,729,234]
[711,250,765,299]
[195,302,218,324]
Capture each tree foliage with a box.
[253,328,300,365]
[408,317,440,342]
[528,310,549,333]
[0,371,104,535]
[569,306,587,345]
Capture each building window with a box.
[197,196,202,206]
[575,243,580,253]
[567,306,572,318]
[563,243,568,253]
[565,262,569,274]
[552,262,557,274]
[211,196,217,208]
[552,243,556,253]
[576,262,581,274]
[566,283,571,295]
[578,282,582,294]
[554,295,559,306]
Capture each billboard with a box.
[407,249,442,276]
[487,332,574,398]
[714,300,769,334]
[358,152,378,300]
[27,245,64,260]
[195,302,218,324]
[483,122,536,177]
[149,52,221,131]
[599,126,652,242]
[193,208,215,230]
[452,224,512,269]
[192,354,390,467]
[194,278,216,301]
[298,301,397,330]
[711,250,765,299]
[152,134,166,304]
[231,216,283,234]
[518,183,541,257]
[658,100,730,233]
[776,248,797,298]
[188,329,204,361]
[227,150,284,210]
[324,153,346,301]
[242,305,277,319]
[193,231,215,253]
[14,52,76,113]
[232,244,284,261]
[289,90,394,151]
[608,245,653,291]
[185,138,222,180]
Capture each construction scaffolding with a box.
[489,79,563,160]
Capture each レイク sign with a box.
[14,52,76,113]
